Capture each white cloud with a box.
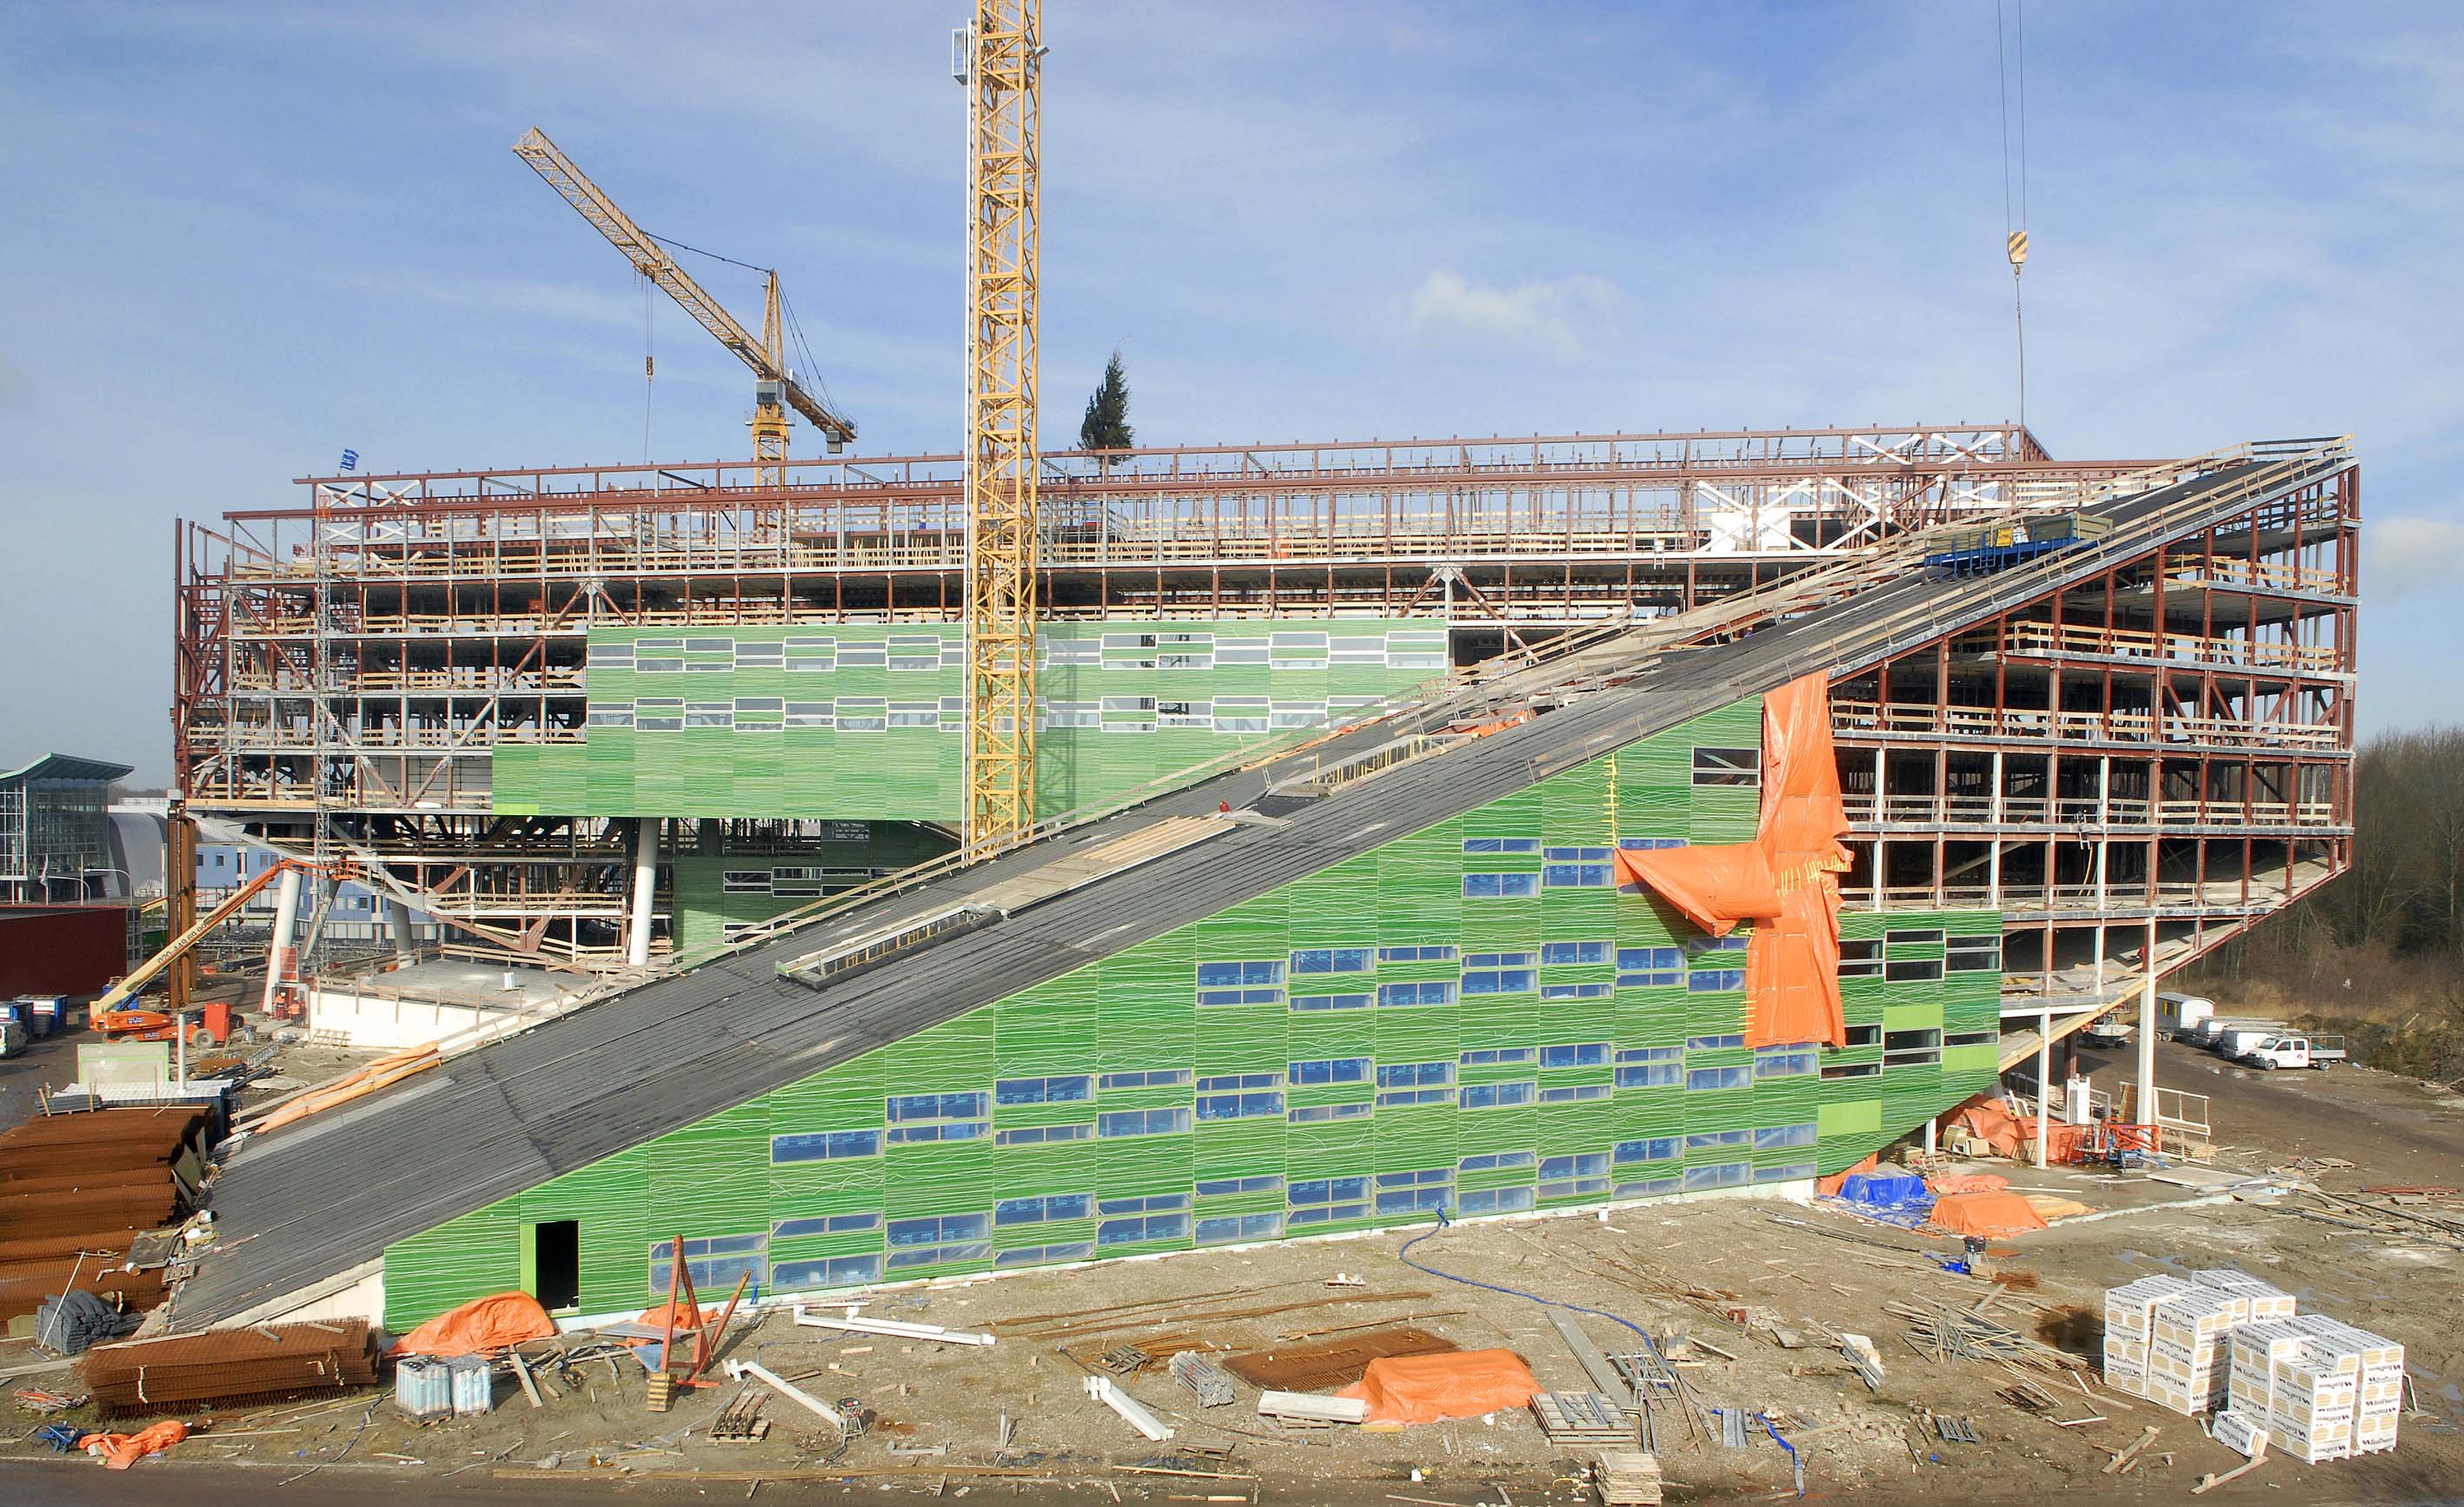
[2365,515,2464,605]
[332,271,642,331]
[1405,271,1630,360]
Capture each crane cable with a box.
[1997,0,2031,433]
[641,272,654,463]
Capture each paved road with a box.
[0,1025,90,1132]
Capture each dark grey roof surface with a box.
[172,457,2334,1326]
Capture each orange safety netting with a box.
[80,1419,188,1469]
[1612,673,1854,1047]
[1929,1190,2050,1238]
[1336,1348,1539,1425]
[388,1291,558,1358]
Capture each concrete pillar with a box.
[1988,840,2002,910]
[1989,749,2005,823]
[385,898,416,959]
[2034,1010,2053,1170]
[1923,1115,1938,1153]
[259,865,304,1017]
[2136,918,2160,1131]
[627,819,660,968]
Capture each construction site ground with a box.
[3,1040,2462,1503]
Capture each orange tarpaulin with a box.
[1612,673,1854,1047]
[250,1045,440,1135]
[387,1291,557,1358]
[1816,1152,1880,1198]
[1927,1172,2009,1196]
[1929,1190,2050,1238]
[1336,1348,1539,1425]
[80,1419,188,1469]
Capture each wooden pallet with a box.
[1591,1448,1664,1506]
[708,1384,770,1442]
[1532,1391,1637,1446]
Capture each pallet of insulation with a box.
[77,1318,381,1417]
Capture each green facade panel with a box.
[493,619,1445,823]
[383,693,2002,1329]
[668,822,956,958]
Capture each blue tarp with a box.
[1839,1171,1928,1206]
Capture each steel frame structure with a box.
[1826,454,2357,1052]
[960,0,1043,848]
[172,420,2176,963]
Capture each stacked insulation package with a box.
[2103,1268,2405,1464]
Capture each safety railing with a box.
[1830,699,2342,750]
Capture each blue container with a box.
[394,1357,452,1420]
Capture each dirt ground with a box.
[4,1039,2463,1503]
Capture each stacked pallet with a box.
[2215,1316,2406,1463]
[78,1318,380,1417]
[2103,1270,2300,1417]
[1591,1448,1663,1505]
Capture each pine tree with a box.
[1079,350,1133,456]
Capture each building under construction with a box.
[166,435,2359,1331]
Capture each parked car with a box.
[2237,1034,2348,1071]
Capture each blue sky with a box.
[3,2,2457,784]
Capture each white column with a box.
[1923,1115,1938,1153]
[2136,918,2159,1131]
[259,865,304,1016]
[2034,1010,2053,1170]
[627,819,660,968]
[1989,749,2005,823]
[1988,840,2002,910]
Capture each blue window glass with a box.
[1288,1177,1370,1225]
[1754,1123,1817,1151]
[770,1253,881,1291]
[1463,952,1537,969]
[994,1193,1093,1226]
[1194,1212,1285,1245]
[1096,1193,1189,1216]
[1097,1107,1192,1138]
[1685,1065,1752,1091]
[1195,1174,1285,1197]
[1289,947,1373,974]
[1688,969,1746,992]
[1376,1087,1452,1108]
[1754,1162,1817,1183]
[1285,1102,1373,1124]
[1196,959,1285,988]
[1463,873,1542,899]
[1613,1046,1682,1089]
[1288,1057,1371,1085]
[1690,934,1750,953]
[771,1212,880,1238]
[1686,1130,1751,1152]
[1684,1163,1750,1191]
[1614,946,1683,988]
[1098,1070,1192,1091]
[1197,1089,1285,1120]
[1615,1137,1680,1165]
[1377,1061,1452,1089]
[995,1075,1093,1105]
[1538,1153,1611,1198]
[1686,1033,1747,1051]
[1377,979,1456,1008]
[1459,1047,1536,1066]
[1461,968,1538,995]
[1543,862,1613,888]
[1459,1081,1537,1109]
[887,1092,990,1124]
[1290,992,1372,1012]
[1375,1185,1451,1216]
[887,1213,989,1248]
[1458,1150,1537,1172]
[1462,837,1542,853]
[1614,1177,1686,1200]
[646,1234,767,1298]
[887,1119,986,1145]
[1541,982,1613,999]
[1538,1083,1610,1103]
[993,1242,1094,1269]
[1538,1043,1609,1069]
[1540,940,1611,966]
[1752,1046,1817,1079]
[770,1129,880,1164]
[993,1123,1093,1147]
[1377,945,1458,964]
[1617,837,1687,850]
[1456,1186,1538,1217]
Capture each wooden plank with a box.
[1546,1309,1634,1402]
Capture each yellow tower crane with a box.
[513,127,855,485]
[956,2,1044,851]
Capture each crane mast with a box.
[512,126,854,486]
[959,1,1043,851]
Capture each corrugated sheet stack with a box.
[0,1106,210,1325]
[78,1318,381,1417]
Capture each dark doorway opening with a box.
[533,1220,580,1311]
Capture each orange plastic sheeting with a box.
[1611,844,1777,937]
[1945,1096,2026,1158]
[1611,673,1854,1047]
[1929,1190,2050,1238]
[81,1419,188,1469]
[1336,1348,1539,1425]
[388,1291,558,1358]
[1928,1172,2009,1196]
[251,1045,440,1135]
[616,1299,713,1346]
[1816,1152,1880,1198]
